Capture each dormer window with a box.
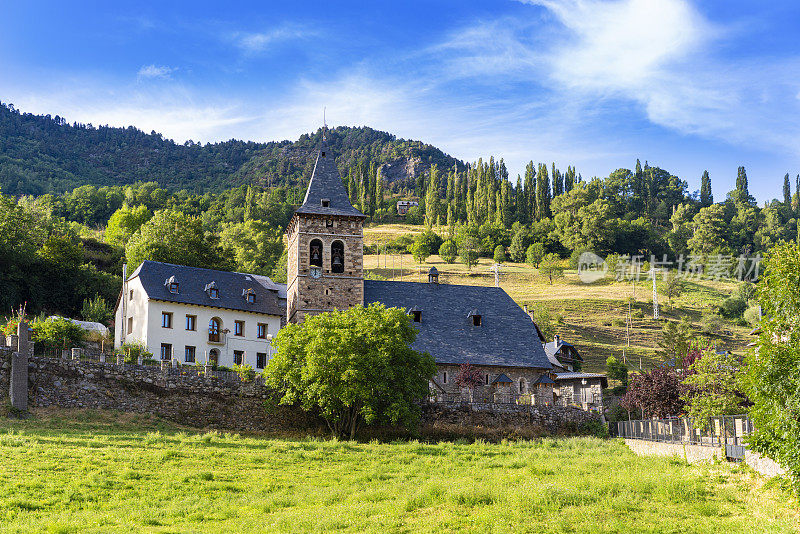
[164,275,179,294]
[321,199,330,208]
[243,288,256,304]
[468,310,482,327]
[409,306,422,323]
[205,282,219,299]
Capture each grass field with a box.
[0,411,796,533]
[363,223,752,373]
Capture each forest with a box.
[0,103,797,322]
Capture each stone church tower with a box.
[286,135,366,323]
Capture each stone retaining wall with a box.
[624,438,787,479]
[2,356,602,437]
[3,357,321,433]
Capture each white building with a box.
[114,260,286,370]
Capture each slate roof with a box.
[544,339,584,362]
[533,375,555,385]
[364,280,552,370]
[129,260,286,316]
[554,372,608,388]
[492,373,513,384]
[295,138,365,218]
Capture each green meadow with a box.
[0,411,796,533]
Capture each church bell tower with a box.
[286,131,365,323]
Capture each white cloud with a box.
[137,64,175,80]
[233,24,315,53]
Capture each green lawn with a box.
[0,411,796,533]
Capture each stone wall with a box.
[624,438,788,478]
[3,356,603,438]
[8,357,322,433]
[418,402,602,441]
[624,438,722,463]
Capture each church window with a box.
[519,378,526,394]
[443,371,448,384]
[331,240,344,273]
[326,218,333,228]
[486,374,490,385]
[310,239,323,267]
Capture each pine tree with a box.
[700,170,713,207]
[783,173,791,207]
[536,163,551,220]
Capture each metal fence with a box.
[613,415,752,460]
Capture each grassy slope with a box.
[363,224,751,373]
[0,411,796,533]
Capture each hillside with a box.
[363,224,750,373]
[0,102,461,196]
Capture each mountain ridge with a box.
[0,101,462,196]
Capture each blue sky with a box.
[2,0,799,201]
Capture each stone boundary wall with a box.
[2,357,602,437]
[3,357,321,433]
[624,438,787,478]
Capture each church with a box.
[286,136,554,403]
[114,134,558,404]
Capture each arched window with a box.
[331,240,344,273]
[310,239,323,267]
[519,378,526,394]
[209,317,221,342]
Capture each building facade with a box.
[115,261,285,370]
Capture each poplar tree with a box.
[425,164,440,228]
[536,163,551,220]
[564,166,575,193]
[736,166,751,203]
[552,163,563,197]
[515,175,526,223]
[783,173,791,207]
[524,161,535,223]
[700,170,713,207]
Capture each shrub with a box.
[719,296,746,318]
[81,295,112,325]
[405,206,424,225]
[493,245,506,264]
[743,305,760,327]
[32,317,85,351]
[526,243,545,267]
[439,240,457,263]
[700,309,723,334]
[234,364,256,382]
[118,341,153,363]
